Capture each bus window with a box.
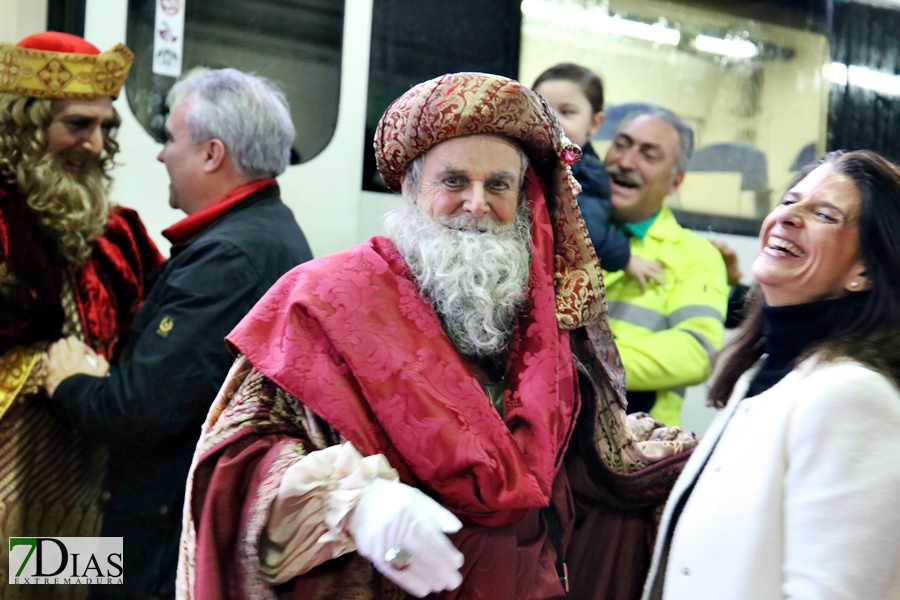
[125,0,344,165]
[520,0,830,235]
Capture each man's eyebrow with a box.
[433,166,519,181]
[635,140,664,156]
[435,166,468,179]
[488,169,519,181]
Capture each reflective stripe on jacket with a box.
[603,206,728,426]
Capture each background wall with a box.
[1,0,48,45]
[829,0,900,159]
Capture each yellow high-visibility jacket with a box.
[603,207,728,426]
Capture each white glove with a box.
[348,478,464,597]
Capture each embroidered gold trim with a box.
[554,165,607,330]
[0,42,133,100]
[60,272,85,341]
[0,346,42,422]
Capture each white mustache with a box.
[438,214,513,234]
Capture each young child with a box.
[533,63,662,290]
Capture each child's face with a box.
[534,79,604,148]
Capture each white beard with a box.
[383,199,532,358]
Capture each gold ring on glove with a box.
[384,544,413,571]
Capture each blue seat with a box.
[593,102,661,141]
[790,142,817,171]
[688,143,769,192]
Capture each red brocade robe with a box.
[0,181,163,599]
[180,213,580,599]
[179,173,695,600]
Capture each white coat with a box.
[642,359,900,599]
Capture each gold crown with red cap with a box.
[0,32,133,100]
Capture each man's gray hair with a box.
[402,148,530,198]
[167,68,295,178]
[620,107,694,174]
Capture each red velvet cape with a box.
[0,182,163,356]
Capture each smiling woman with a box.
[642,150,900,599]
[752,160,867,306]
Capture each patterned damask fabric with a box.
[0,342,104,600]
[549,162,607,330]
[225,230,576,527]
[179,362,427,600]
[177,358,352,600]
[374,72,571,192]
[0,273,109,600]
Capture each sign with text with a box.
[9,538,123,585]
[153,0,186,77]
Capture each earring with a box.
[851,282,859,288]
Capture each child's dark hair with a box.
[532,63,605,113]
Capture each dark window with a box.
[125,0,344,164]
[47,0,87,37]
[829,1,900,163]
[362,0,522,191]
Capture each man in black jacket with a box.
[42,68,313,600]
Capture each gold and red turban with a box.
[374,71,607,330]
[0,31,133,100]
[374,71,583,192]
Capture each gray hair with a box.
[401,147,530,198]
[619,107,694,174]
[167,68,295,178]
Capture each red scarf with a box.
[226,173,579,527]
[162,178,276,244]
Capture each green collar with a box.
[618,209,661,240]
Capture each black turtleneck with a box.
[747,294,864,397]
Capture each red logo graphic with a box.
[160,0,180,17]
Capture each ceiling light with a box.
[694,35,759,59]
[830,62,900,96]
[829,62,848,86]
[521,0,680,46]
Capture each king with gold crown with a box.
[0,32,163,600]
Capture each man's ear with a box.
[203,139,227,173]
[587,111,605,139]
[667,170,685,195]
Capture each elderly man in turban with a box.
[177,72,695,600]
[0,32,162,598]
